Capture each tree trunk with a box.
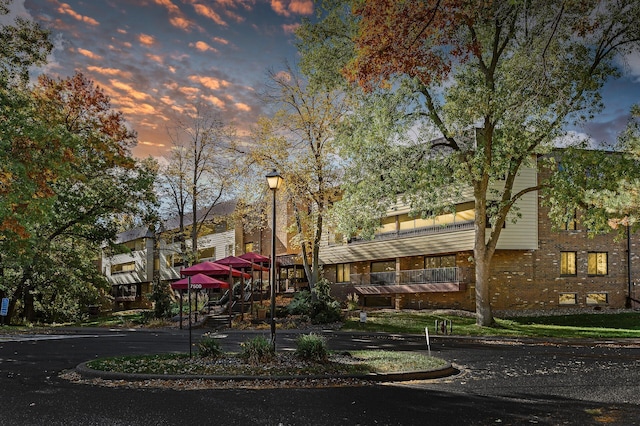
[474,181,495,327]
[474,246,494,327]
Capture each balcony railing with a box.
[351,267,462,286]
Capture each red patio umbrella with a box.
[239,252,271,266]
[180,261,251,279]
[215,256,269,319]
[170,273,229,290]
[215,255,269,271]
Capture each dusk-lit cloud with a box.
[57,2,99,26]
[190,40,218,53]
[188,75,230,90]
[271,0,313,17]
[138,34,156,46]
[76,48,102,60]
[12,0,637,162]
[192,3,227,26]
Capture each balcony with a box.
[351,267,467,295]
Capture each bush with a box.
[287,290,312,316]
[239,335,274,364]
[295,333,328,362]
[285,280,343,324]
[198,334,223,358]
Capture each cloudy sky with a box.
[5,0,310,158]
[3,0,640,159]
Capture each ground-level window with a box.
[425,254,456,269]
[586,292,608,305]
[112,284,139,301]
[560,251,577,276]
[558,293,577,305]
[337,263,350,283]
[587,252,608,275]
[244,242,254,253]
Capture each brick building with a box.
[319,162,640,312]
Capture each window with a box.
[560,252,577,276]
[244,242,254,253]
[123,239,145,251]
[587,252,608,275]
[225,244,234,257]
[559,293,577,305]
[199,246,215,260]
[586,292,608,305]
[371,260,396,273]
[337,263,351,283]
[378,216,397,234]
[170,254,185,268]
[111,261,135,274]
[425,255,456,269]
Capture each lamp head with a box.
[266,169,283,190]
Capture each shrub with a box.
[239,335,274,364]
[287,290,312,316]
[198,334,223,358]
[295,333,328,362]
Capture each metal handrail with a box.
[351,267,461,286]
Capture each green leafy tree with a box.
[1,72,157,323]
[298,0,640,326]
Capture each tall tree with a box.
[0,1,54,239]
[1,72,157,322]
[158,104,235,262]
[239,64,347,289]
[298,0,640,325]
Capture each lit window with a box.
[199,246,215,260]
[425,255,456,269]
[587,252,607,275]
[586,292,608,305]
[560,252,577,276]
[111,261,135,274]
[559,293,577,305]
[337,263,351,283]
[244,242,254,253]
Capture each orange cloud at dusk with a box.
[235,102,251,112]
[110,80,151,101]
[271,0,313,17]
[86,66,132,79]
[191,41,218,53]
[76,48,102,60]
[193,3,227,26]
[57,2,99,26]
[189,75,230,91]
[138,34,156,46]
[202,94,226,109]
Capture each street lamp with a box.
[266,169,283,350]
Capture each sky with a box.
[3,0,640,160]
[4,0,311,159]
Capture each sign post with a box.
[1,298,9,326]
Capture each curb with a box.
[74,361,459,383]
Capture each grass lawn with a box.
[342,310,640,339]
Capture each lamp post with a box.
[266,169,283,350]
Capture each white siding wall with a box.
[319,165,538,264]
